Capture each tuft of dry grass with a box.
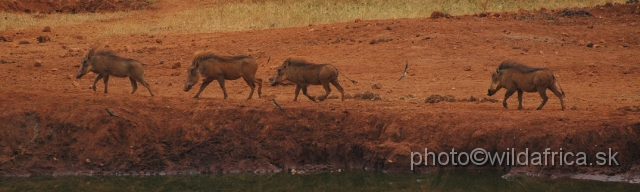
[0,0,627,38]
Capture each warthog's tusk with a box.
[398,61,408,81]
[273,99,284,110]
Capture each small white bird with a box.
[273,99,284,110]
[398,61,408,81]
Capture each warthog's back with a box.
[194,53,258,80]
[504,68,555,92]
[285,61,338,85]
[90,54,144,78]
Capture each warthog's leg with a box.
[293,85,301,101]
[255,78,263,98]
[302,85,316,102]
[129,77,138,94]
[243,77,256,100]
[217,76,228,99]
[536,87,549,110]
[503,89,516,109]
[130,71,153,96]
[550,84,565,111]
[517,90,524,110]
[139,80,154,96]
[193,78,213,99]
[318,81,332,101]
[92,74,104,92]
[330,79,345,101]
[103,75,110,93]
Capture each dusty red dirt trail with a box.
[1,2,640,177]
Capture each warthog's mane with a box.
[88,48,134,61]
[285,57,327,68]
[498,60,547,73]
[193,51,251,63]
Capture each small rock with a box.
[155,39,162,44]
[42,26,51,32]
[463,65,471,71]
[425,94,456,103]
[68,48,81,52]
[85,159,91,164]
[354,90,381,101]
[34,60,42,67]
[168,82,173,86]
[0,36,10,42]
[354,18,362,23]
[371,82,382,89]
[586,42,594,48]
[19,40,30,44]
[431,11,445,18]
[171,62,181,69]
[50,68,58,71]
[385,26,392,30]
[37,36,50,43]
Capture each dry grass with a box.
[0,12,134,31]
[142,0,625,33]
[0,0,627,38]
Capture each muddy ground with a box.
[1,1,640,178]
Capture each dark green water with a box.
[1,170,638,192]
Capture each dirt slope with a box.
[1,2,640,177]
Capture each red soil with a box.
[1,1,640,177]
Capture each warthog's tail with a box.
[337,69,357,84]
[552,73,565,97]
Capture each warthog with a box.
[487,60,565,110]
[75,48,154,96]
[271,57,351,102]
[184,51,262,99]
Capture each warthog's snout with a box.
[184,84,192,92]
[76,73,84,79]
[268,76,279,86]
[487,89,496,96]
